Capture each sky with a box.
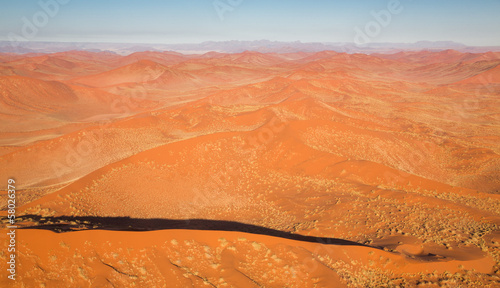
[0,0,499,46]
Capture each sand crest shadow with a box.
[14,215,369,247]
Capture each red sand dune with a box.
[222,51,290,66]
[2,52,120,81]
[115,51,190,67]
[73,60,175,87]
[457,64,500,84]
[1,50,500,287]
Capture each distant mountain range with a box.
[1,39,499,55]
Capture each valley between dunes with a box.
[1,49,500,287]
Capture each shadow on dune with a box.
[15,215,369,247]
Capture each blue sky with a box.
[0,0,499,45]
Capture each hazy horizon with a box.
[1,0,499,46]
[0,39,489,46]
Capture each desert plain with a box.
[0,49,500,287]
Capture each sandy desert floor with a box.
[1,49,500,287]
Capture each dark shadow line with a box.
[12,215,371,248]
